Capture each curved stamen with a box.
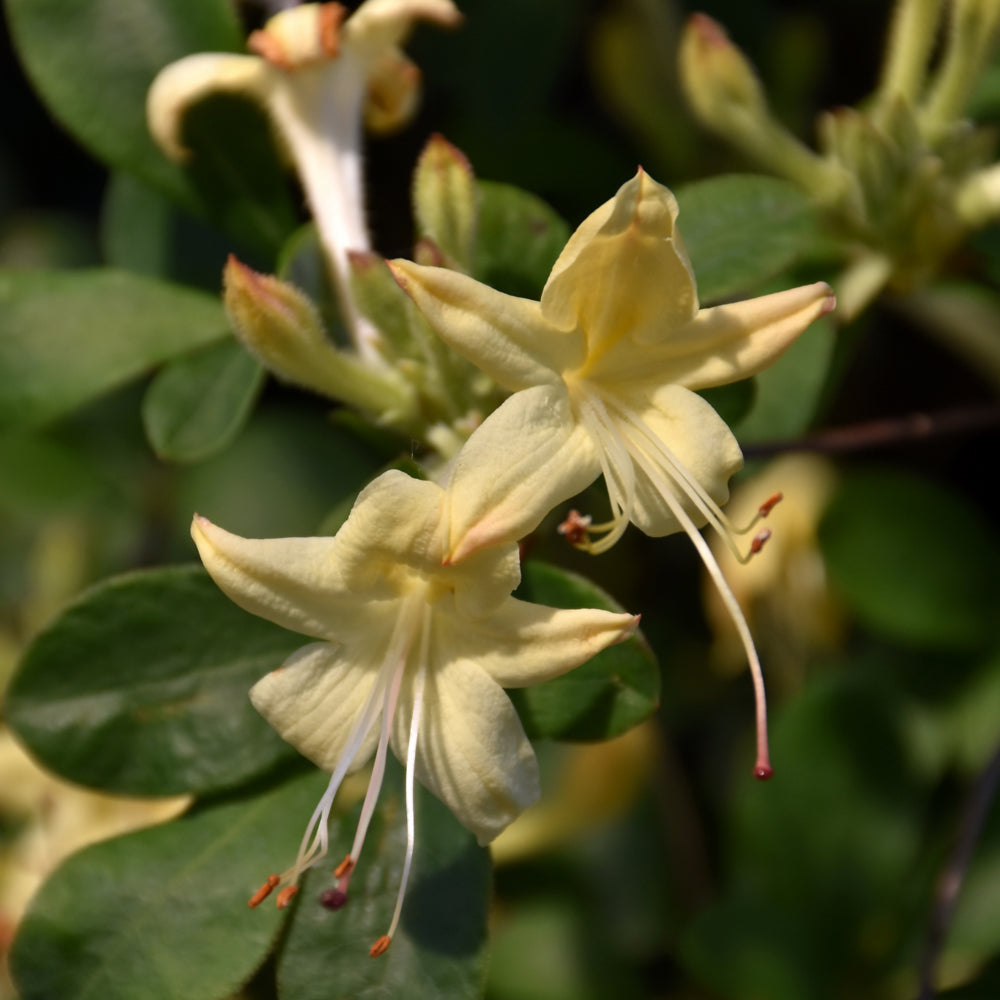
[618,421,772,778]
[572,391,638,554]
[371,611,431,957]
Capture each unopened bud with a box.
[679,13,768,130]
[412,134,478,270]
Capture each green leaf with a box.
[10,769,328,1000]
[5,565,303,795]
[509,562,659,741]
[279,758,491,1000]
[675,175,819,303]
[142,340,264,463]
[0,269,228,429]
[819,470,1000,650]
[6,0,296,251]
[735,315,835,443]
[473,181,570,298]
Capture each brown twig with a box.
[743,403,1000,459]
[916,741,1000,999]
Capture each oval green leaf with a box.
[142,340,264,463]
[0,269,228,429]
[473,181,570,298]
[509,561,659,741]
[279,758,491,1000]
[819,469,1000,650]
[675,174,819,304]
[5,566,303,795]
[10,769,328,1000]
[6,0,296,250]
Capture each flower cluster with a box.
[151,0,834,960]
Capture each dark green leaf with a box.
[509,562,659,741]
[10,770,328,1000]
[6,0,296,251]
[5,566,303,795]
[142,340,264,463]
[473,181,569,298]
[0,269,228,429]
[279,758,491,1000]
[819,470,1000,650]
[675,175,819,304]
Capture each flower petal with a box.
[435,598,638,688]
[389,260,580,389]
[250,642,382,772]
[446,384,600,561]
[191,515,369,643]
[542,170,698,364]
[343,0,462,62]
[613,384,743,537]
[333,471,523,616]
[147,53,275,162]
[595,281,836,389]
[393,657,539,845]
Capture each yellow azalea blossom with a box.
[191,470,637,957]
[147,0,461,360]
[390,169,835,776]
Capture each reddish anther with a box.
[369,935,392,958]
[557,509,592,547]
[749,528,772,554]
[757,492,783,518]
[276,886,299,909]
[248,874,280,908]
[334,855,355,879]
[320,888,348,910]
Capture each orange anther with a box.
[749,528,772,555]
[248,874,280,908]
[757,492,783,518]
[369,935,392,958]
[334,855,355,879]
[318,3,346,57]
[276,886,299,909]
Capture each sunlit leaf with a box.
[676,175,820,304]
[10,770,327,1000]
[5,566,302,795]
[0,269,228,429]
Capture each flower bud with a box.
[412,134,478,271]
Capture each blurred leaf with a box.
[509,562,659,741]
[0,269,228,429]
[676,175,820,304]
[0,431,107,516]
[142,340,264,463]
[820,470,1000,650]
[101,172,243,290]
[473,181,570,298]
[5,566,302,795]
[735,315,835,442]
[6,0,296,251]
[10,769,328,1000]
[681,669,926,1000]
[278,758,491,1000]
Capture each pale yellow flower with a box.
[192,470,637,956]
[147,0,461,359]
[390,170,835,776]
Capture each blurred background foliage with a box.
[1,1,1000,999]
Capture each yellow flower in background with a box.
[704,454,843,684]
[390,169,834,777]
[192,470,637,956]
[147,0,461,360]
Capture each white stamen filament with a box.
[280,598,420,888]
[383,610,431,945]
[612,415,772,777]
